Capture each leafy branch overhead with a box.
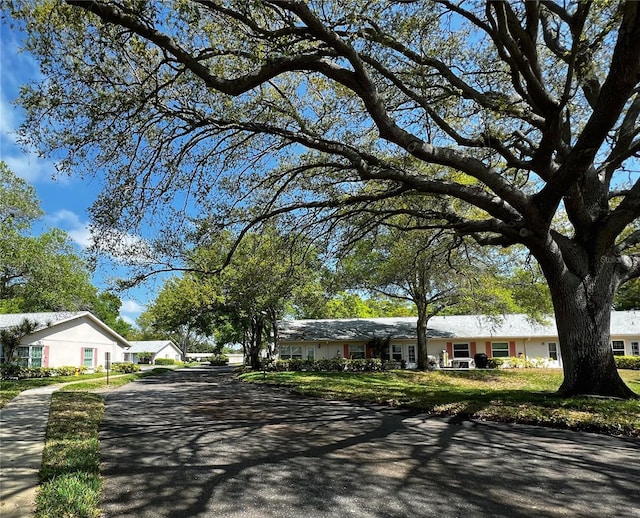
[8,1,640,397]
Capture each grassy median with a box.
[34,369,173,517]
[241,368,640,437]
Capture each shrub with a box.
[288,358,315,371]
[0,365,63,379]
[315,357,347,372]
[56,366,85,377]
[487,357,505,369]
[155,358,177,365]
[614,356,640,370]
[0,363,23,379]
[345,358,383,372]
[110,362,141,373]
[209,354,229,366]
[271,359,290,371]
[269,357,385,373]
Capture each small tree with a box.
[0,319,37,364]
[136,351,153,364]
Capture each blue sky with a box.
[1,22,149,324]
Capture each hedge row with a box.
[110,362,141,373]
[257,355,640,373]
[0,364,88,379]
[209,354,229,366]
[154,358,178,366]
[614,356,640,370]
[266,358,393,372]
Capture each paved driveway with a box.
[100,367,640,517]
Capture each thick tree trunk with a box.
[545,262,637,398]
[247,316,264,370]
[416,310,429,370]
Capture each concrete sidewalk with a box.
[0,384,63,518]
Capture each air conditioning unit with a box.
[451,358,475,369]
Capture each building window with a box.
[408,345,416,363]
[453,343,470,358]
[17,346,43,367]
[280,346,302,360]
[349,344,365,359]
[84,348,95,368]
[611,341,625,356]
[306,347,315,361]
[548,342,558,361]
[632,342,639,357]
[491,342,510,358]
[391,345,402,361]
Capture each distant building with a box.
[126,340,182,364]
[278,311,640,368]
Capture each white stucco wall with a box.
[21,317,128,369]
[283,334,640,369]
[154,344,182,362]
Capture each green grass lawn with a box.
[241,368,640,437]
[0,373,109,409]
[36,392,104,518]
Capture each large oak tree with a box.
[7,1,640,397]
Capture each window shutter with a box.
[43,346,50,368]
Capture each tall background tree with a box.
[336,222,533,369]
[0,162,133,337]
[139,228,325,368]
[8,2,640,397]
[1,162,98,313]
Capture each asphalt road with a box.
[99,366,640,518]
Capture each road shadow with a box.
[99,367,640,518]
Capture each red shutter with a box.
[366,344,372,359]
[94,348,98,368]
[470,342,476,356]
[486,341,492,356]
[446,342,453,358]
[509,341,517,357]
[43,345,50,368]
[343,344,349,358]
[80,347,85,367]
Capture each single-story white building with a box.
[126,340,182,364]
[185,352,214,362]
[0,311,130,370]
[278,311,640,368]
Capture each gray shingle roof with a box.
[278,311,640,341]
[0,312,87,331]
[0,311,131,348]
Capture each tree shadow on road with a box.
[99,368,640,518]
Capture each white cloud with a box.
[3,153,59,183]
[119,299,146,324]
[119,314,136,326]
[121,299,145,314]
[46,209,93,248]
